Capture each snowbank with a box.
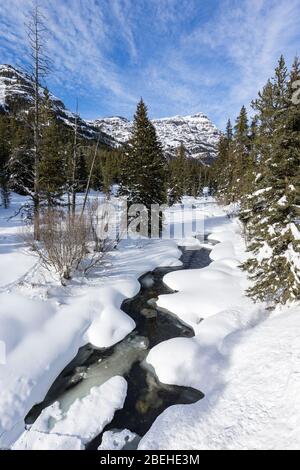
[140,203,300,450]
[0,194,182,448]
[140,305,300,450]
[13,376,127,450]
[0,194,36,289]
[98,429,139,451]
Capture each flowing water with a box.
[26,244,213,450]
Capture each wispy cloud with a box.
[0,0,299,127]
[179,0,300,125]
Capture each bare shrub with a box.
[81,198,119,274]
[31,210,90,283]
[25,198,120,284]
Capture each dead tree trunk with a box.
[33,8,40,240]
[26,4,51,240]
[71,100,79,217]
[81,135,101,218]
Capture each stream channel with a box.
[26,241,214,450]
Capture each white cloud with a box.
[0,0,299,126]
[180,0,300,125]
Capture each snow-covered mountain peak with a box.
[0,64,220,162]
[0,64,114,145]
[93,112,220,164]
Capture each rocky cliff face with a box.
[0,64,220,162]
[0,64,113,146]
[92,113,220,164]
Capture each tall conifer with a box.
[119,99,167,221]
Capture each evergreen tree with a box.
[39,89,66,205]
[0,116,11,207]
[185,159,206,197]
[243,56,299,303]
[119,99,167,224]
[168,143,187,204]
[231,106,250,201]
[212,118,234,203]
[226,118,233,140]
[239,117,259,223]
[8,116,34,196]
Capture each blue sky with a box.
[0,0,300,129]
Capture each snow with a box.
[140,305,300,450]
[139,203,300,450]
[290,222,300,241]
[93,114,220,161]
[12,431,83,451]
[0,65,104,142]
[0,194,182,448]
[98,429,139,451]
[13,376,127,450]
[1,193,299,450]
[277,195,287,206]
[0,194,37,288]
[156,214,248,331]
[256,240,273,262]
[252,187,272,196]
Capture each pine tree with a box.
[119,99,167,224]
[226,118,233,140]
[239,117,259,225]
[243,56,299,303]
[185,159,206,197]
[8,116,34,196]
[212,119,234,202]
[231,106,249,202]
[39,89,66,206]
[0,116,11,207]
[168,143,187,205]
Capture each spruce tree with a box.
[243,56,299,303]
[0,116,11,207]
[168,143,187,205]
[239,117,259,225]
[212,119,233,203]
[39,89,66,206]
[185,159,206,197]
[119,99,167,225]
[231,106,249,202]
[8,116,34,196]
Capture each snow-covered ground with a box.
[0,193,182,448]
[139,204,300,450]
[12,376,127,450]
[1,194,299,450]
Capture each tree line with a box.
[119,98,211,211]
[0,95,210,212]
[211,55,300,305]
[0,100,122,206]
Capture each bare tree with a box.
[26,2,51,240]
[80,134,101,217]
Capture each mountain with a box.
[92,113,220,164]
[0,64,114,146]
[0,64,220,163]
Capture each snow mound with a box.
[141,205,300,450]
[140,305,300,450]
[98,429,139,450]
[13,376,127,450]
[0,194,182,448]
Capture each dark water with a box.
[26,246,212,450]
